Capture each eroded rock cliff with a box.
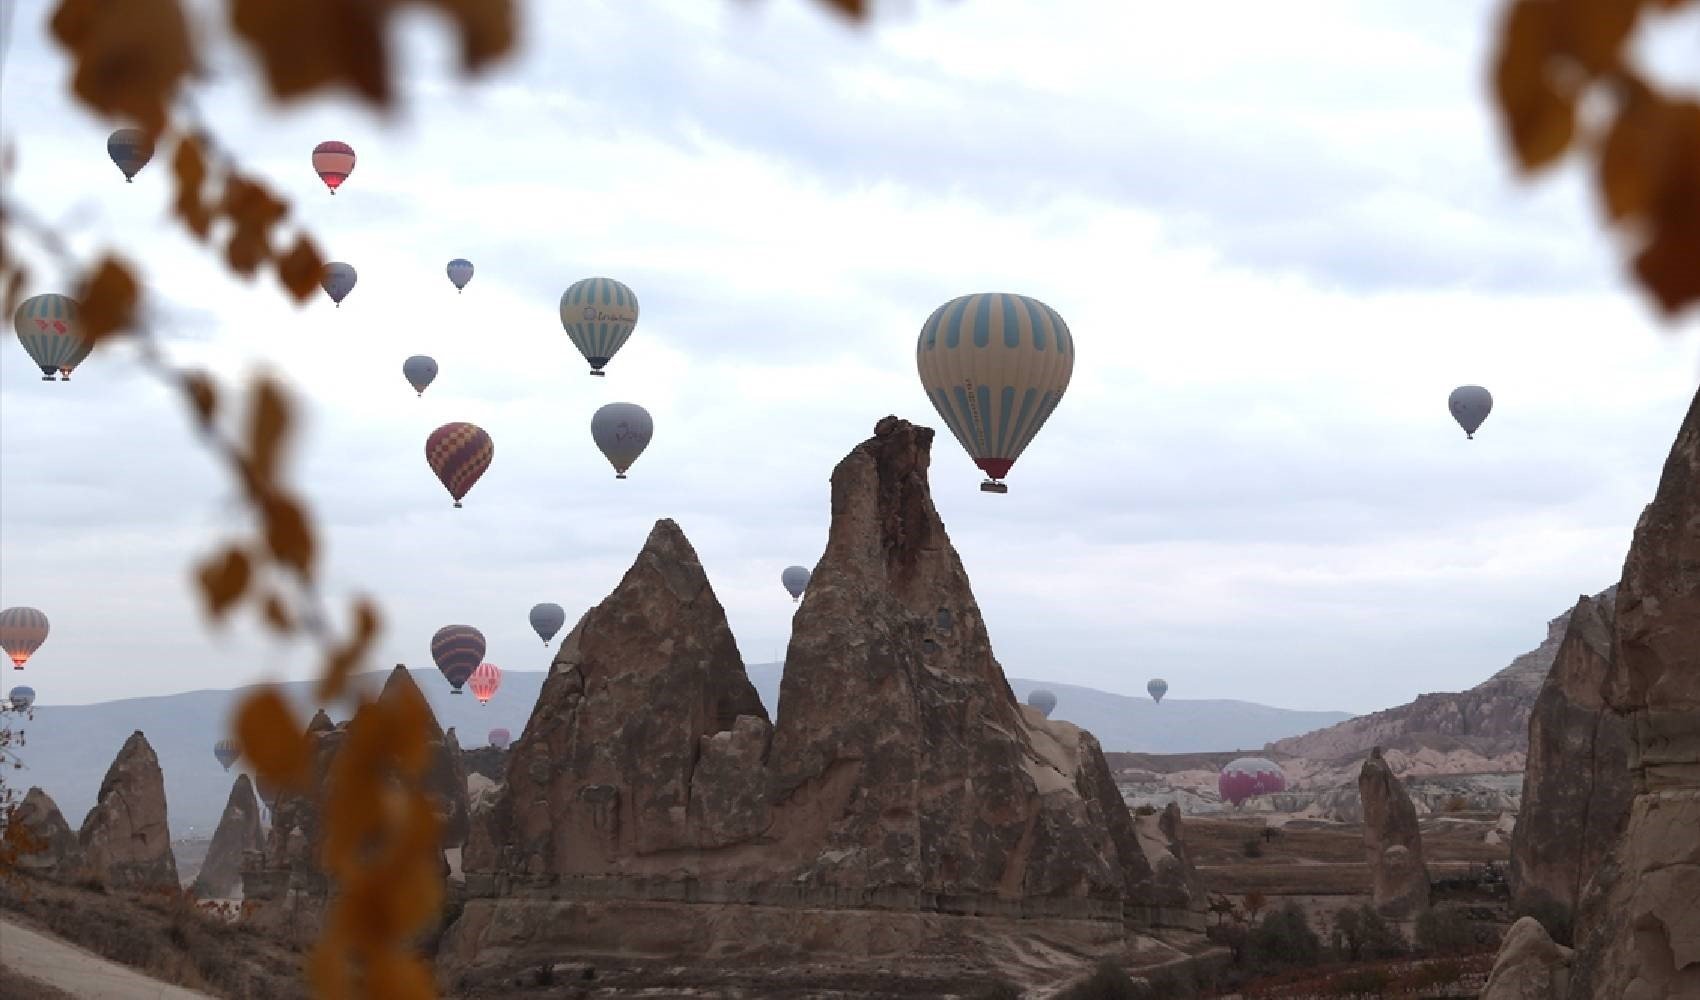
[194,774,264,899]
[77,730,178,890]
[1358,746,1429,917]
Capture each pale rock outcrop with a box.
[77,730,178,890]
[1358,746,1429,917]
[193,774,264,898]
[1481,916,1573,1000]
[1133,802,1205,909]
[1508,591,1630,943]
[10,786,80,872]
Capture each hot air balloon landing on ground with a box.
[107,128,154,182]
[1448,385,1493,440]
[1218,756,1287,807]
[781,565,810,602]
[7,686,35,711]
[312,141,356,193]
[1027,689,1058,718]
[468,662,502,705]
[321,262,357,307]
[447,259,474,292]
[590,402,652,479]
[426,422,494,507]
[213,738,239,771]
[403,355,438,396]
[1148,678,1168,704]
[560,277,639,376]
[431,625,485,694]
[0,607,50,669]
[488,727,512,750]
[529,603,566,645]
[916,292,1076,494]
[13,294,86,381]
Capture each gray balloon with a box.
[590,402,653,479]
[321,262,357,306]
[1448,385,1493,439]
[781,565,810,601]
[1027,689,1057,718]
[403,355,438,396]
[529,602,566,645]
[1147,678,1168,704]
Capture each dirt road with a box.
[0,916,216,999]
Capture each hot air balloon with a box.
[1448,385,1493,440]
[468,662,502,705]
[590,402,652,479]
[403,355,438,396]
[781,565,810,602]
[312,141,356,193]
[529,603,566,645]
[447,259,474,292]
[1027,689,1058,718]
[488,727,512,750]
[1217,757,1287,807]
[213,738,240,771]
[559,277,639,376]
[7,686,35,711]
[0,607,50,669]
[431,625,485,694]
[13,294,86,381]
[916,292,1076,494]
[107,128,154,182]
[321,262,357,307]
[426,422,494,507]
[59,332,96,381]
[1148,678,1168,704]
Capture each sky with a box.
[1,0,1697,717]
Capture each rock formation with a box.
[193,774,264,899]
[378,665,470,849]
[9,786,80,873]
[77,730,178,890]
[459,744,506,783]
[1564,387,1700,999]
[1481,915,1573,1000]
[1133,802,1205,910]
[1508,590,1631,943]
[1358,746,1428,917]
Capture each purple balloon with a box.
[1217,756,1287,806]
[488,727,512,750]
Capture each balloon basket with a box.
[39,374,55,381]
[590,370,606,377]
[616,473,627,480]
[453,501,463,508]
[979,479,1008,494]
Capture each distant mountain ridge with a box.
[1266,586,1618,763]
[7,663,1347,835]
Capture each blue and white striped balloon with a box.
[12,294,85,381]
[446,258,474,292]
[560,277,639,376]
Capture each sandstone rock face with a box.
[77,730,178,890]
[1133,802,1205,910]
[1566,387,1700,1000]
[10,786,80,872]
[193,774,264,899]
[459,745,506,783]
[1358,746,1429,917]
[1481,916,1573,1000]
[1509,591,1631,942]
[260,712,347,881]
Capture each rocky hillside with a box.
[1266,585,1617,764]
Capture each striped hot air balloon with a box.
[425,422,494,507]
[107,128,154,182]
[59,331,96,381]
[468,662,502,705]
[312,141,356,193]
[13,295,86,381]
[431,625,485,694]
[559,277,639,376]
[321,262,357,306]
[0,607,50,669]
[446,259,474,292]
[916,292,1075,494]
[213,738,240,771]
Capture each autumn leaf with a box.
[234,688,313,791]
[76,256,140,344]
[1598,89,1665,221]
[1555,0,1642,75]
[194,545,251,619]
[261,490,317,578]
[275,235,327,303]
[248,376,292,485]
[230,0,393,108]
[181,370,218,428]
[417,0,518,73]
[316,596,381,701]
[225,229,271,277]
[171,133,212,240]
[48,0,196,133]
[261,593,295,634]
[1492,0,1579,172]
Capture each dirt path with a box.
[0,916,217,999]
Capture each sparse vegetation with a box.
[1331,904,1407,961]
[1444,795,1470,813]
[1250,902,1324,968]
[1243,837,1265,858]
[1054,959,1147,1000]
[1416,905,1477,955]
[1514,894,1575,947]
[1134,803,1158,816]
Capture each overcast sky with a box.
[2,0,1697,716]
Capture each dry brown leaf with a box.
[234,688,313,790]
[364,951,434,1000]
[1630,107,1700,316]
[171,134,212,240]
[275,235,327,303]
[49,0,195,133]
[181,370,218,427]
[225,229,271,278]
[77,256,140,344]
[416,0,517,74]
[316,596,381,700]
[230,0,394,107]
[248,376,291,484]
[194,545,251,619]
[1556,0,1642,75]
[1493,0,1579,172]
[261,593,295,634]
[220,175,289,234]
[261,490,316,577]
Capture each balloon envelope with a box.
[529,603,566,645]
[781,565,810,600]
[107,128,153,181]
[426,422,494,507]
[403,355,438,396]
[0,607,50,668]
[446,259,474,291]
[213,738,239,771]
[468,662,502,704]
[321,262,357,305]
[1147,678,1168,704]
[312,140,356,192]
[559,277,640,375]
[7,686,35,711]
[488,727,512,750]
[1448,385,1493,438]
[14,294,86,380]
[590,402,653,478]
[431,625,485,693]
[916,292,1075,491]
[1027,689,1058,718]
[1218,756,1287,807]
